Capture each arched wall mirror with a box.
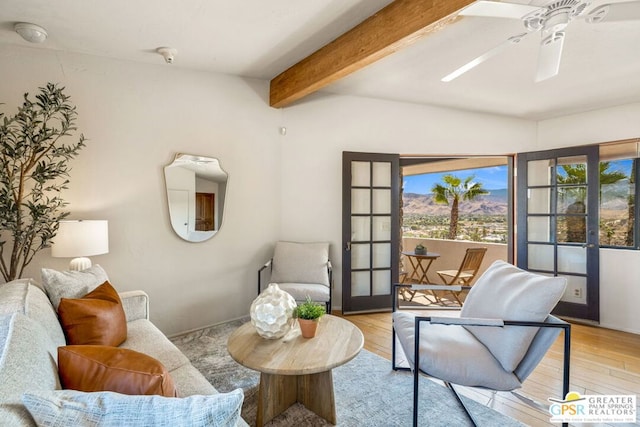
[164,153,228,242]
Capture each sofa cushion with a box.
[0,280,66,349]
[22,388,244,427]
[58,345,177,397]
[121,319,190,372]
[271,241,330,286]
[460,260,567,371]
[41,265,109,310]
[0,313,62,425]
[57,281,127,346]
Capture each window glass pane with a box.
[528,159,552,186]
[351,271,370,297]
[351,189,370,214]
[557,245,586,274]
[373,270,391,296]
[528,244,554,271]
[599,158,635,247]
[373,216,391,241]
[528,188,551,214]
[351,217,370,241]
[352,161,370,186]
[372,189,391,214]
[372,162,391,187]
[351,244,370,269]
[557,216,586,244]
[528,216,551,242]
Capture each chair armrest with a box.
[259,259,272,273]
[119,290,149,322]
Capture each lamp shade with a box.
[52,220,109,258]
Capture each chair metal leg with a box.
[446,382,479,427]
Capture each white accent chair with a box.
[258,241,332,313]
[393,260,571,427]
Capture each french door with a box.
[517,146,600,321]
[342,152,400,313]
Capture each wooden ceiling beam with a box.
[269,0,474,108]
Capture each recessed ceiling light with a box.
[14,22,48,43]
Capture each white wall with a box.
[538,104,640,334]
[0,45,281,336]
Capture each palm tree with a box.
[431,174,488,240]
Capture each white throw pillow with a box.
[22,389,244,427]
[460,260,566,372]
[270,241,330,286]
[41,265,109,310]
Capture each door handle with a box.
[346,242,351,251]
[582,243,595,248]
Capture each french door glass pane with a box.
[528,188,551,214]
[557,216,586,243]
[528,159,552,186]
[373,216,391,241]
[557,246,587,274]
[372,162,391,187]
[373,243,391,269]
[557,186,587,213]
[557,156,587,184]
[351,189,370,214]
[372,189,391,214]
[373,270,391,296]
[351,244,370,269]
[558,275,587,304]
[351,217,370,241]
[351,271,370,297]
[527,217,551,242]
[527,244,554,271]
[351,161,370,186]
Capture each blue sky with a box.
[404,166,508,195]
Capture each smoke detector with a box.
[156,47,177,64]
[14,22,48,43]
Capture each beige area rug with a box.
[171,318,525,427]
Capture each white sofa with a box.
[0,279,248,426]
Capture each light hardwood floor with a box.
[336,311,640,426]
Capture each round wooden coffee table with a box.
[227,314,364,426]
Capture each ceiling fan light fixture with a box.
[14,22,48,43]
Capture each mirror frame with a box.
[164,153,228,242]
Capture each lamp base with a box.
[69,257,92,271]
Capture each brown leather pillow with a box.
[57,281,127,346]
[58,345,177,397]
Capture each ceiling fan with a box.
[442,0,640,83]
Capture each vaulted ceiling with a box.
[2,0,640,120]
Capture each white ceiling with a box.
[2,0,640,120]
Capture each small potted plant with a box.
[414,243,427,255]
[293,296,326,338]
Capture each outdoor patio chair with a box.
[392,260,571,427]
[436,247,487,304]
[258,241,332,313]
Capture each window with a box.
[599,141,639,249]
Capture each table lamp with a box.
[52,220,109,271]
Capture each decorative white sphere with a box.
[250,283,297,339]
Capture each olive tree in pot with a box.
[293,296,326,338]
[0,83,85,282]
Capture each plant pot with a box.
[298,318,319,338]
[415,246,427,255]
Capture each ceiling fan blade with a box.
[442,33,529,82]
[535,31,565,82]
[460,1,543,19]
[585,1,640,23]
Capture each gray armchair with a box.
[258,241,332,313]
[392,261,571,427]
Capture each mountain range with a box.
[403,189,508,216]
